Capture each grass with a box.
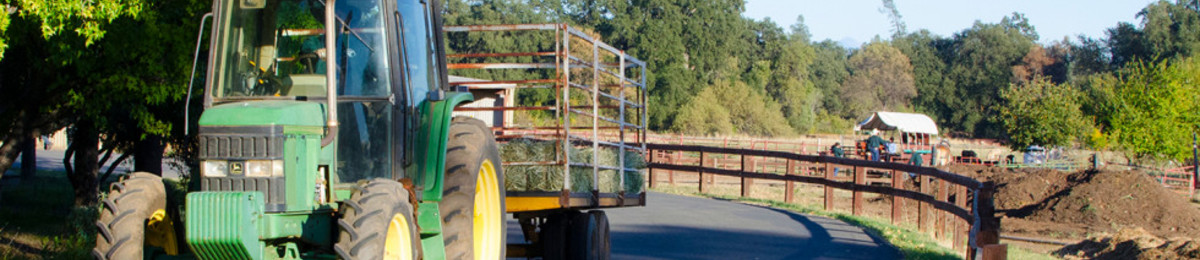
[651,185,1062,260]
[0,170,98,260]
[1010,246,1059,260]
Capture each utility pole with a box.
[1193,132,1198,193]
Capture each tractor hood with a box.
[199,101,326,127]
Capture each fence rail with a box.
[642,143,1006,260]
[1154,166,1196,197]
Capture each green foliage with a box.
[0,0,145,58]
[1102,58,1200,161]
[809,40,850,114]
[944,13,1038,138]
[998,77,1088,150]
[1085,128,1112,150]
[674,79,792,137]
[894,30,952,124]
[840,40,915,118]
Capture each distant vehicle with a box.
[1024,145,1046,164]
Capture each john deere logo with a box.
[230,162,244,175]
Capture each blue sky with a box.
[744,0,1157,47]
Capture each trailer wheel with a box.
[442,117,507,259]
[567,210,611,260]
[539,211,577,260]
[93,172,176,260]
[335,179,420,260]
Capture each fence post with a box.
[955,184,968,253]
[668,153,676,185]
[891,169,902,225]
[971,181,1003,260]
[698,150,707,194]
[920,176,931,233]
[825,162,834,211]
[648,149,656,189]
[853,166,864,216]
[741,154,751,198]
[937,179,949,240]
[785,159,795,203]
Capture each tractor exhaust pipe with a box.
[320,0,339,147]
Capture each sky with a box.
[744,0,1158,48]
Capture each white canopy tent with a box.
[855,111,939,135]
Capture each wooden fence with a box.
[643,143,1006,260]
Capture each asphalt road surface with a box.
[507,192,902,260]
[14,149,900,259]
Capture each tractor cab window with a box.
[211,0,397,183]
[211,0,393,98]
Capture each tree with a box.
[1138,0,1200,62]
[998,77,1087,150]
[1067,36,1112,79]
[1011,45,1057,84]
[674,78,792,137]
[809,40,849,115]
[0,0,205,206]
[944,13,1037,138]
[839,40,915,118]
[893,30,952,125]
[767,17,820,133]
[0,0,146,181]
[1104,58,1200,161]
[879,0,906,37]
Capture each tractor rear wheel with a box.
[441,117,506,259]
[335,179,420,260]
[93,172,177,260]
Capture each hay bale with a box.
[499,138,646,194]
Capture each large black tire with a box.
[539,211,577,260]
[93,172,168,260]
[591,211,611,260]
[567,210,611,260]
[335,179,420,260]
[441,117,507,259]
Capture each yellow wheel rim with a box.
[384,213,415,260]
[145,209,179,255]
[473,159,502,260]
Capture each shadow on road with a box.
[507,192,902,260]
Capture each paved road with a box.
[15,149,899,259]
[508,192,902,260]
[5,148,186,179]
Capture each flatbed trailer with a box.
[445,23,648,258]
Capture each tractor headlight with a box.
[245,160,284,177]
[202,160,228,177]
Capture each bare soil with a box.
[945,165,1200,259]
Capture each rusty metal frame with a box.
[445,24,648,208]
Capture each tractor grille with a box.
[198,126,288,212]
[200,177,287,212]
[198,126,284,160]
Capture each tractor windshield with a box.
[210,0,392,99]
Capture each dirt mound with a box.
[944,165,1200,239]
[1055,228,1200,260]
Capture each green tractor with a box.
[92,0,509,259]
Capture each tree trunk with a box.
[20,135,35,178]
[69,118,100,206]
[134,134,163,175]
[0,125,27,181]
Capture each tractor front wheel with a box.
[441,117,507,259]
[335,179,420,260]
[93,172,177,260]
